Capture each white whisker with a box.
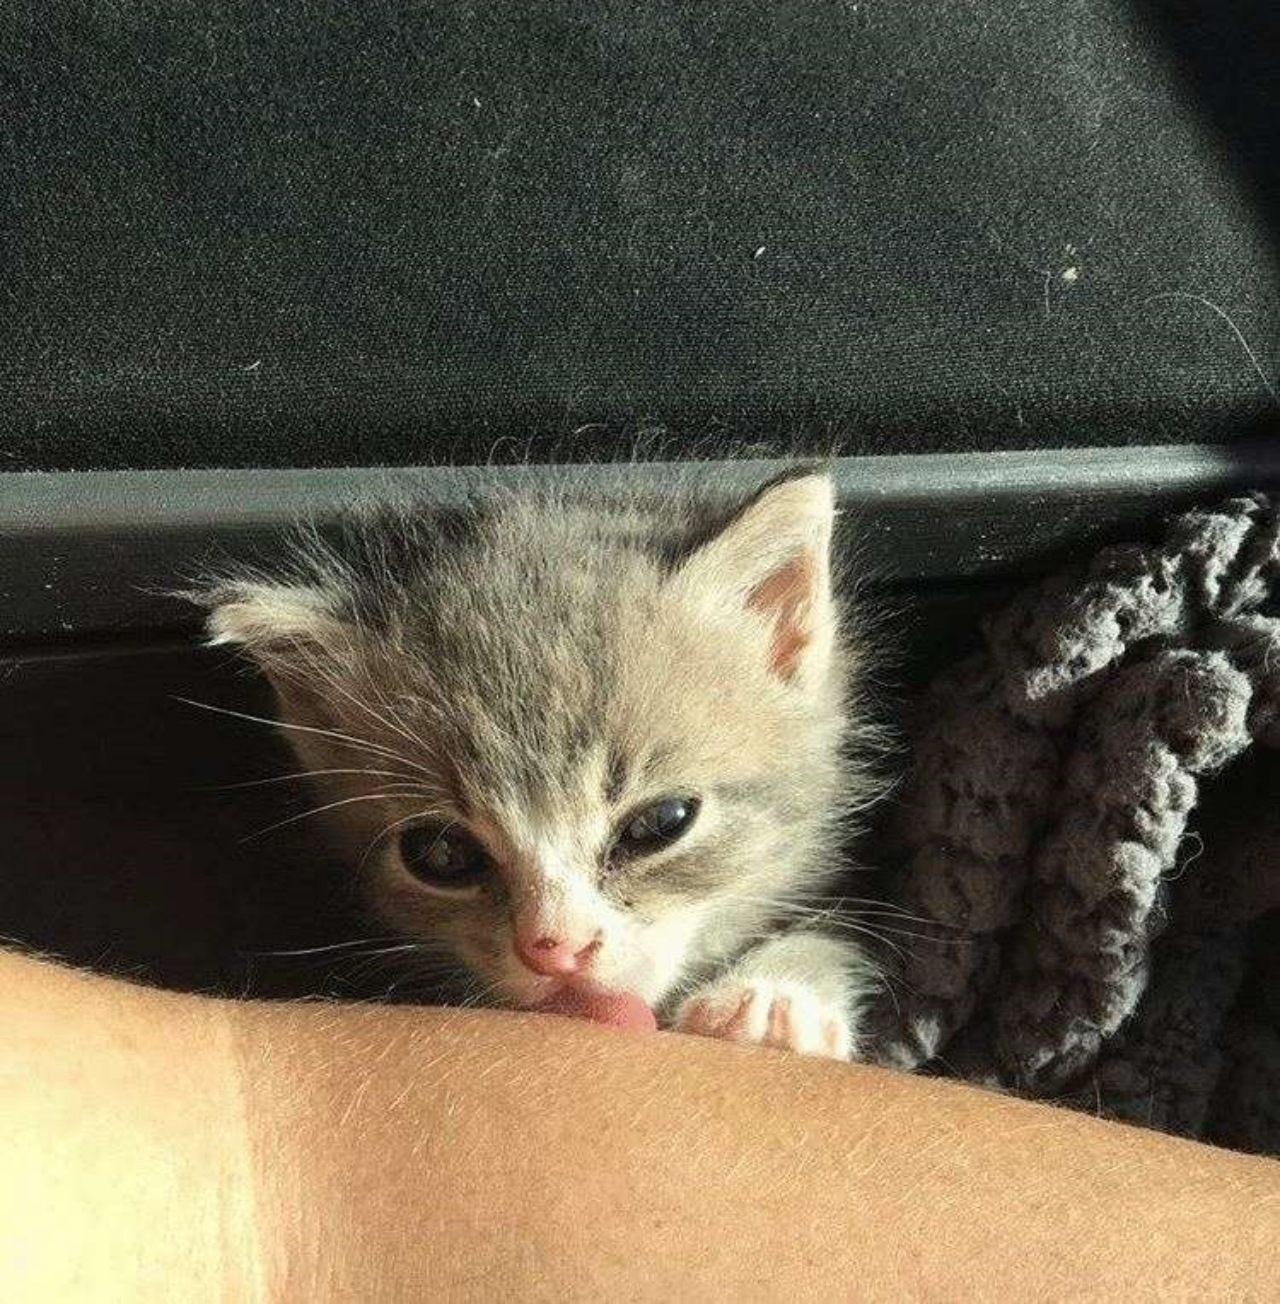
[286,651,429,759]
[242,787,436,842]
[250,936,417,958]
[175,696,436,776]
[207,766,424,792]
[728,894,967,950]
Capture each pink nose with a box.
[515,932,602,977]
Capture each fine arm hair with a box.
[1,946,1277,1301]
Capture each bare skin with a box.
[1,947,1276,1302]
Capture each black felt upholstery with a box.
[2,2,1277,470]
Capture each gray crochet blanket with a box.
[867,494,1280,1156]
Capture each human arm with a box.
[1,946,1276,1301]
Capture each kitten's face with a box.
[205,474,855,1010]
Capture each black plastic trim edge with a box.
[2,442,1277,640]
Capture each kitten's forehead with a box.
[390,509,657,790]
[463,731,613,823]
[471,743,617,864]
[331,485,819,816]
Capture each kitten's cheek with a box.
[596,934,686,1007]
[627,914,703,1003]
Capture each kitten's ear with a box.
[195,580,346,660]
[189,579,351,737]
[676,473,837,686]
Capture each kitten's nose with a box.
[515,932,602,977]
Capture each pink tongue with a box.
[533,986,657,1032]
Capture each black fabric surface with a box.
[2,2,1278,471]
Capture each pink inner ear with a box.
[748,551,815,680]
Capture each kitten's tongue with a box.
[532,985,657,1032]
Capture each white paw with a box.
[674,978,851,1060]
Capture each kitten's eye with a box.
[399,823,489,889]
[614,797,700,856]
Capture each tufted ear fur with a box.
[186,578,358,738]
[198,581,345,656]
[676,473,837,688]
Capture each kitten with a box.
[195,468,880,1058]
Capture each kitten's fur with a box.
[196,469,879,1057]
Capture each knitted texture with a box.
[870,495,1280,1154]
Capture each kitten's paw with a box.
[674,979,851,1060]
